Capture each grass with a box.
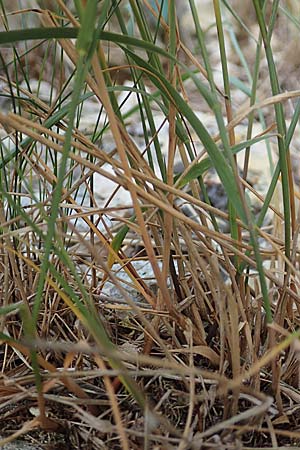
[1,0,300,448]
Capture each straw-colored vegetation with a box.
[1,0,300,448]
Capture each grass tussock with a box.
[1,0,300,448]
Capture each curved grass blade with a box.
[175,134,275,188]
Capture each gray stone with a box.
[0,439,41,450]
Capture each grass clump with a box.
[1,0,300,448]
